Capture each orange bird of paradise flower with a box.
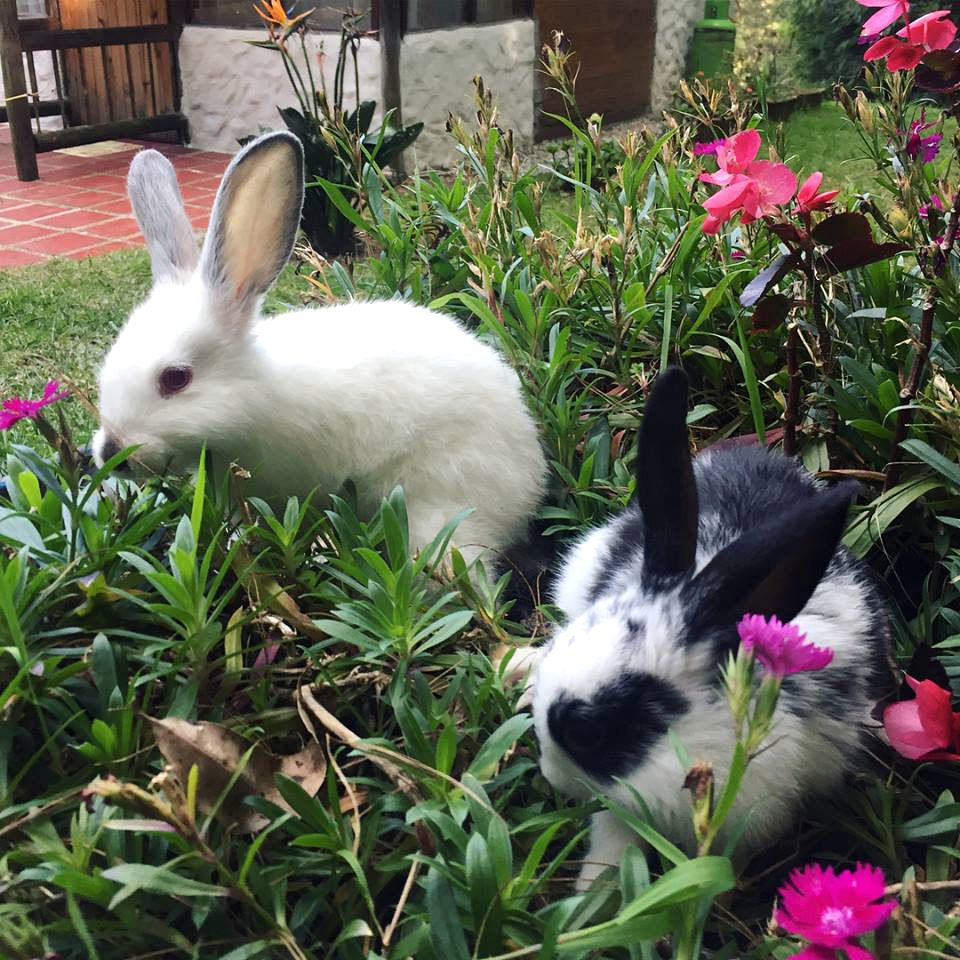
[253,0,313,37]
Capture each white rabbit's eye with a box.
[158,365,193,397]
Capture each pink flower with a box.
[899,9,957,47]
[905,112,943,163]
[919,193,943,217]
[700,129,762,187]
[864,10,957,71]
[857,0,910,36]
[796,172,840,214]
[736,614,834,677]
[776,862,896,960]
[883,675,960,761]
[0,380,68,431]
[730,249,746,260]
[699,130,797,233]
[693,138,725,157]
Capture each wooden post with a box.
[378,0,405,178]
[0,0,39,181]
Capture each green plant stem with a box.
[884,187,960,490]
[784,320,800,456]
[299,31,319,122]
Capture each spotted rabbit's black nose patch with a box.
[547,672,689,782]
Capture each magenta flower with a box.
[919,193,944,217]
[905,113,943,163]
[737,614,833,677]
[796,172,840,214]
[730,249,746,260]
[856,0,910,37]
[0,380,68,431]
[693,138,725,157]
[883,674,960,761]
[776,862,896,960]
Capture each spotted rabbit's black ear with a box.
[682,481,859,630]
[636,367,699,585]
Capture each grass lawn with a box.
[766,99,958,197]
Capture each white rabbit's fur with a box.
[93,132,546,562]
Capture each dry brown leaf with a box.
[148,717,327,832]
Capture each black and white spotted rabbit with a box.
[532,367,890,888]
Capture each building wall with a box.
[650,0,740,112]
[178,26,381,154]
[178,19,536,168]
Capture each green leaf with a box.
[466,714,535,781]
[843,478,941,558]
[900,439,960,490]
[426,866,470,960]
[216,941,275,960]
[103,863,228,909]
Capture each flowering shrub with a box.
[4,15,960,960]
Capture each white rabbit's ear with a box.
[200,131,304,327]
[128,149,199,284]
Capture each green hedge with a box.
[788,0,960,85]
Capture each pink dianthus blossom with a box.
[883,675,960,761]
[0,380,68,431]
[864,10,957,71]
[796,172,840,214]
[856,0,910,37]
[736,614,833,677]
[776,862,896,960]
[700,131,797,233]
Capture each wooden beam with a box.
[0,0,39,180]
[33,111,187,151]
[0,97,66,122]
[378,0,405,177]
[20,23,181,52]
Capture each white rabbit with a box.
[532,367,890,889]
[92,132,546,564]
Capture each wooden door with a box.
[535,0,656,138]
[56,0,175,125]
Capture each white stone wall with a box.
[650,0,702,113]
[178,20,536,168]
[650,0,740,113]
[178,26,381,154]
[401,20,536,169]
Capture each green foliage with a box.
[4,52,960,960]
[244,9,422,256]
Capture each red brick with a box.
[84,217,141,239]
[179,183,218,202]
[72,173,128,192]
[21,232,102,256]
[189,213,211,230]
[67,238,141,258]
[61,190,117,208]
[0,248,47,268]
[0,181,80,202]
[0,202,68,221]
[91,197,133,215]
[39,208,115,229]
[0,222,57,244]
